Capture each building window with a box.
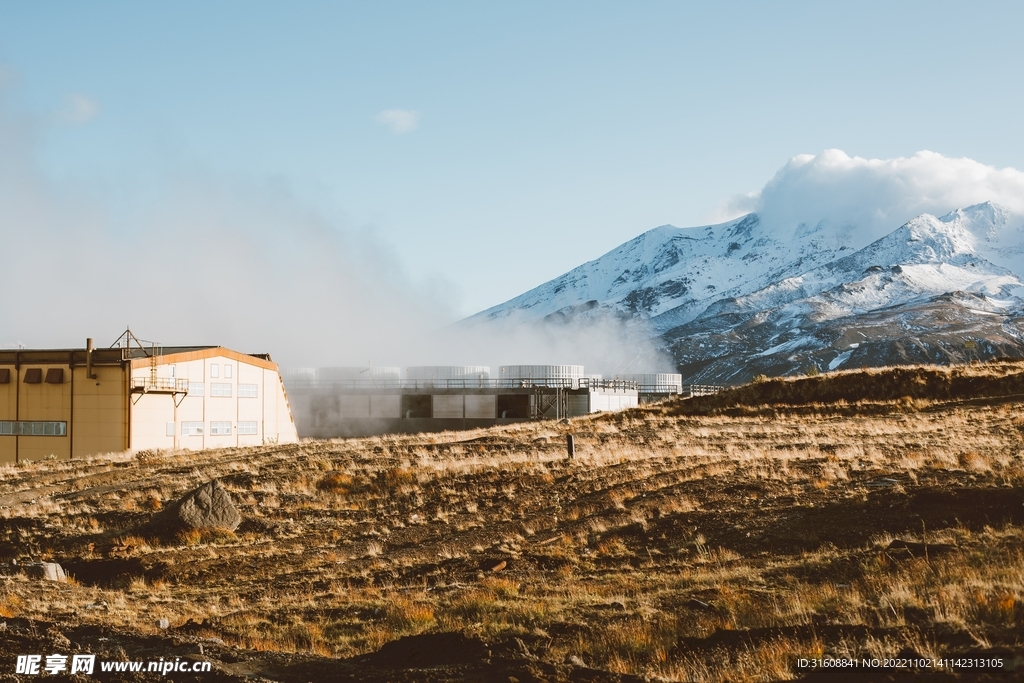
[24,369,42,384]
[0,421,67,436]
[211,383,232,397]
[210,421,232,435]
[189,382,205,396]
[166,422,175,437]
[0,369,10,384]
[210,364,219,378]
[238,383,258,398]
[45,368,64,384]
[224,364,232,378]
[182,422,204,436]
[237,421,258,435]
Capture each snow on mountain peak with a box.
[465,151,1024,382]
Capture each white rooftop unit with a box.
[614,373,683,394]
[405,366,491,380]
[499,365,584,387]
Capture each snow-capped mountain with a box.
[464,202,1024,383]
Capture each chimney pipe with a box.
[86,338,95,379]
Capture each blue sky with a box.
[2,1,1023,320]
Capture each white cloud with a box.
[58,93,100,124]
[375,108,419,134]
[713,149,1024,241]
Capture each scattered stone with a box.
[490,560,507,572]
[566,655,586,667]
[155,480,241,532]
[23,562,67,582]
[156,618,170,630]
[687,598,713,611]
[499,637,536,661]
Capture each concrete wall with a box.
[465,394,496,419]
[588,389,639,413]
[432,395,464,419]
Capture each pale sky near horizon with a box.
[2,1,1023,318]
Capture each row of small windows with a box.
[170,421,258,437]
[0,421,67,436]
[185,383,258,398]
[208,363,232,379]
[172,363,233,380]
[0,369,64,384]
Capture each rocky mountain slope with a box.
[464,203,1024,383]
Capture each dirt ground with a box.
[2,365,1024,681]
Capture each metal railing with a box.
[283,377,640,391]
[685,384,724,397]
[130,377,190,393]
[635,384,685,394]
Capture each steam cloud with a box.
[0,83,668,375]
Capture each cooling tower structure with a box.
[499,365,584,387]
[405,366,490,381]
[315,367,401,385]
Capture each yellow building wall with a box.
[4,364,71,462]
[0,363,129,464]
[70,365,128,458]
[0,368,18,463]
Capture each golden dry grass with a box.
[2,364,1024,681]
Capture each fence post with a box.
[566,434,575,459]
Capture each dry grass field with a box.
[2,362,1024,681]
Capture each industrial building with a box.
[285,364,656,438]
[0,334,298,463]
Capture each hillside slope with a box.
[2,364,1024,681]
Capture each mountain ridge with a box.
[463,202,1024,383]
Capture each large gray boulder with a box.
[157,480,241,532]
[23,561,67,582]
